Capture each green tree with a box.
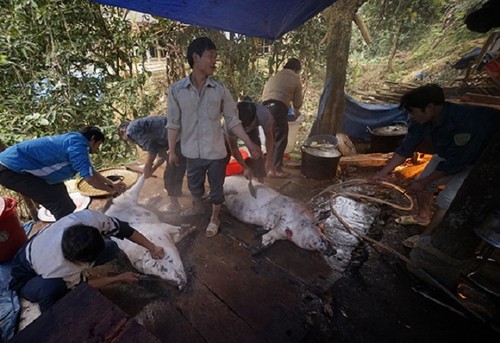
[349,0,485,77]
[0,0,159,164]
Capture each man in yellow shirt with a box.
[261,58,303,177]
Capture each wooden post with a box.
[309,0,368,137]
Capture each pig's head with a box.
[140,250,187,290]
[131,224,188,290]
[288,218,336,256]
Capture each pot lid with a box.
[473,210,500,248]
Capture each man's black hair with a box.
[400,84,445,111]
[242,96,253,102]
[187,37,217,68]
[237,102,257,129]
[61,225,105,263]
[284,58,301,72]
[80,126,105,143]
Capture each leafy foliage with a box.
[347,0,490,92]
[0,0,330,166]
[0,0,160,165]
[151,16,329,103]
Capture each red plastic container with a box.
[225,149,249,176]
[0,197,27,262]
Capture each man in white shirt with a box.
[167,37,261,238]
[9,210,164,311]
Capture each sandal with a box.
[403,235,420,248]
[205,222,219,238]
[395,215,430,226]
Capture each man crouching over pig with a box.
[9,209,164,312]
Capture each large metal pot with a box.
[301,135,341,180]
[368,123,408,153]
[474,209,500,248]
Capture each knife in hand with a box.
[248,178,257,198]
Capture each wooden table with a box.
[11,284,160,343]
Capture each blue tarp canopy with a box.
[90,0,407,138]
[90,0,336,40]
[341,95,409,141]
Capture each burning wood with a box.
[394,153,432,179]
[339,153,392,167]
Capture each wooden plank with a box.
[169,277,265,343]
[339,153,393,167]
[176,228,312,342]
[350,89,376,96]
[262,242,340,293]
[384,81,419,89]
[116,318,161,342]
[12,284,160,343]
[91,254,205,343]
[168,225,266,343]
[134,299,205,343]
[375,89,406,97]
[89,196,112,212]
[281,179,333,203]
[460,92,500,105]
[364,94,400,104]
[448,98,500,111]
[220,210,262,250]
[220,212,338,292]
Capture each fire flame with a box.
[395,154,432,179]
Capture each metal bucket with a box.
[474,209,500,248]
[301,135,341,180]
[368,124,408,153]
[0,197,27,262]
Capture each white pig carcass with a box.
[105,175,194,290]
[224,175,335,255]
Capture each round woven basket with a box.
[77,167,139,197]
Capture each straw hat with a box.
[77,167,139,197]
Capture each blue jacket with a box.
[396,102,500,175]
[0,132,94,184]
